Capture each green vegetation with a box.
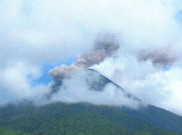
[0,103,182,135]
[0,129,27,135]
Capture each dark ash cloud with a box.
[138,46,177,67]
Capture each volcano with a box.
[0,69,182,135]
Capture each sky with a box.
[0,0,182,115]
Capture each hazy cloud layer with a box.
[0,0,182,114]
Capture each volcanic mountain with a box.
[0,69,182,135]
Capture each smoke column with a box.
[48,33,120,97]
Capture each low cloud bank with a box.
[48,69,141,109]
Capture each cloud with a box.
[48,69,141,109]
[92,56,182,115]
[0,62,48,105]
[138,44,178,67]
[0,0,182,115]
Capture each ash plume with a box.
[48,33,120,96]
[76,34,120,67]
[138,46,177,67]
[50,33,119,80]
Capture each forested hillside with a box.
[0,102,182,135]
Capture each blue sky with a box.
[33,56,76,85]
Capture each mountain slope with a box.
[0,69,182,135]
[121,105,182,132]
[0,103,182,135]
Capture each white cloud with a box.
[49,69,141,109]
[0,0,182,115]
[92,57,182,115]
